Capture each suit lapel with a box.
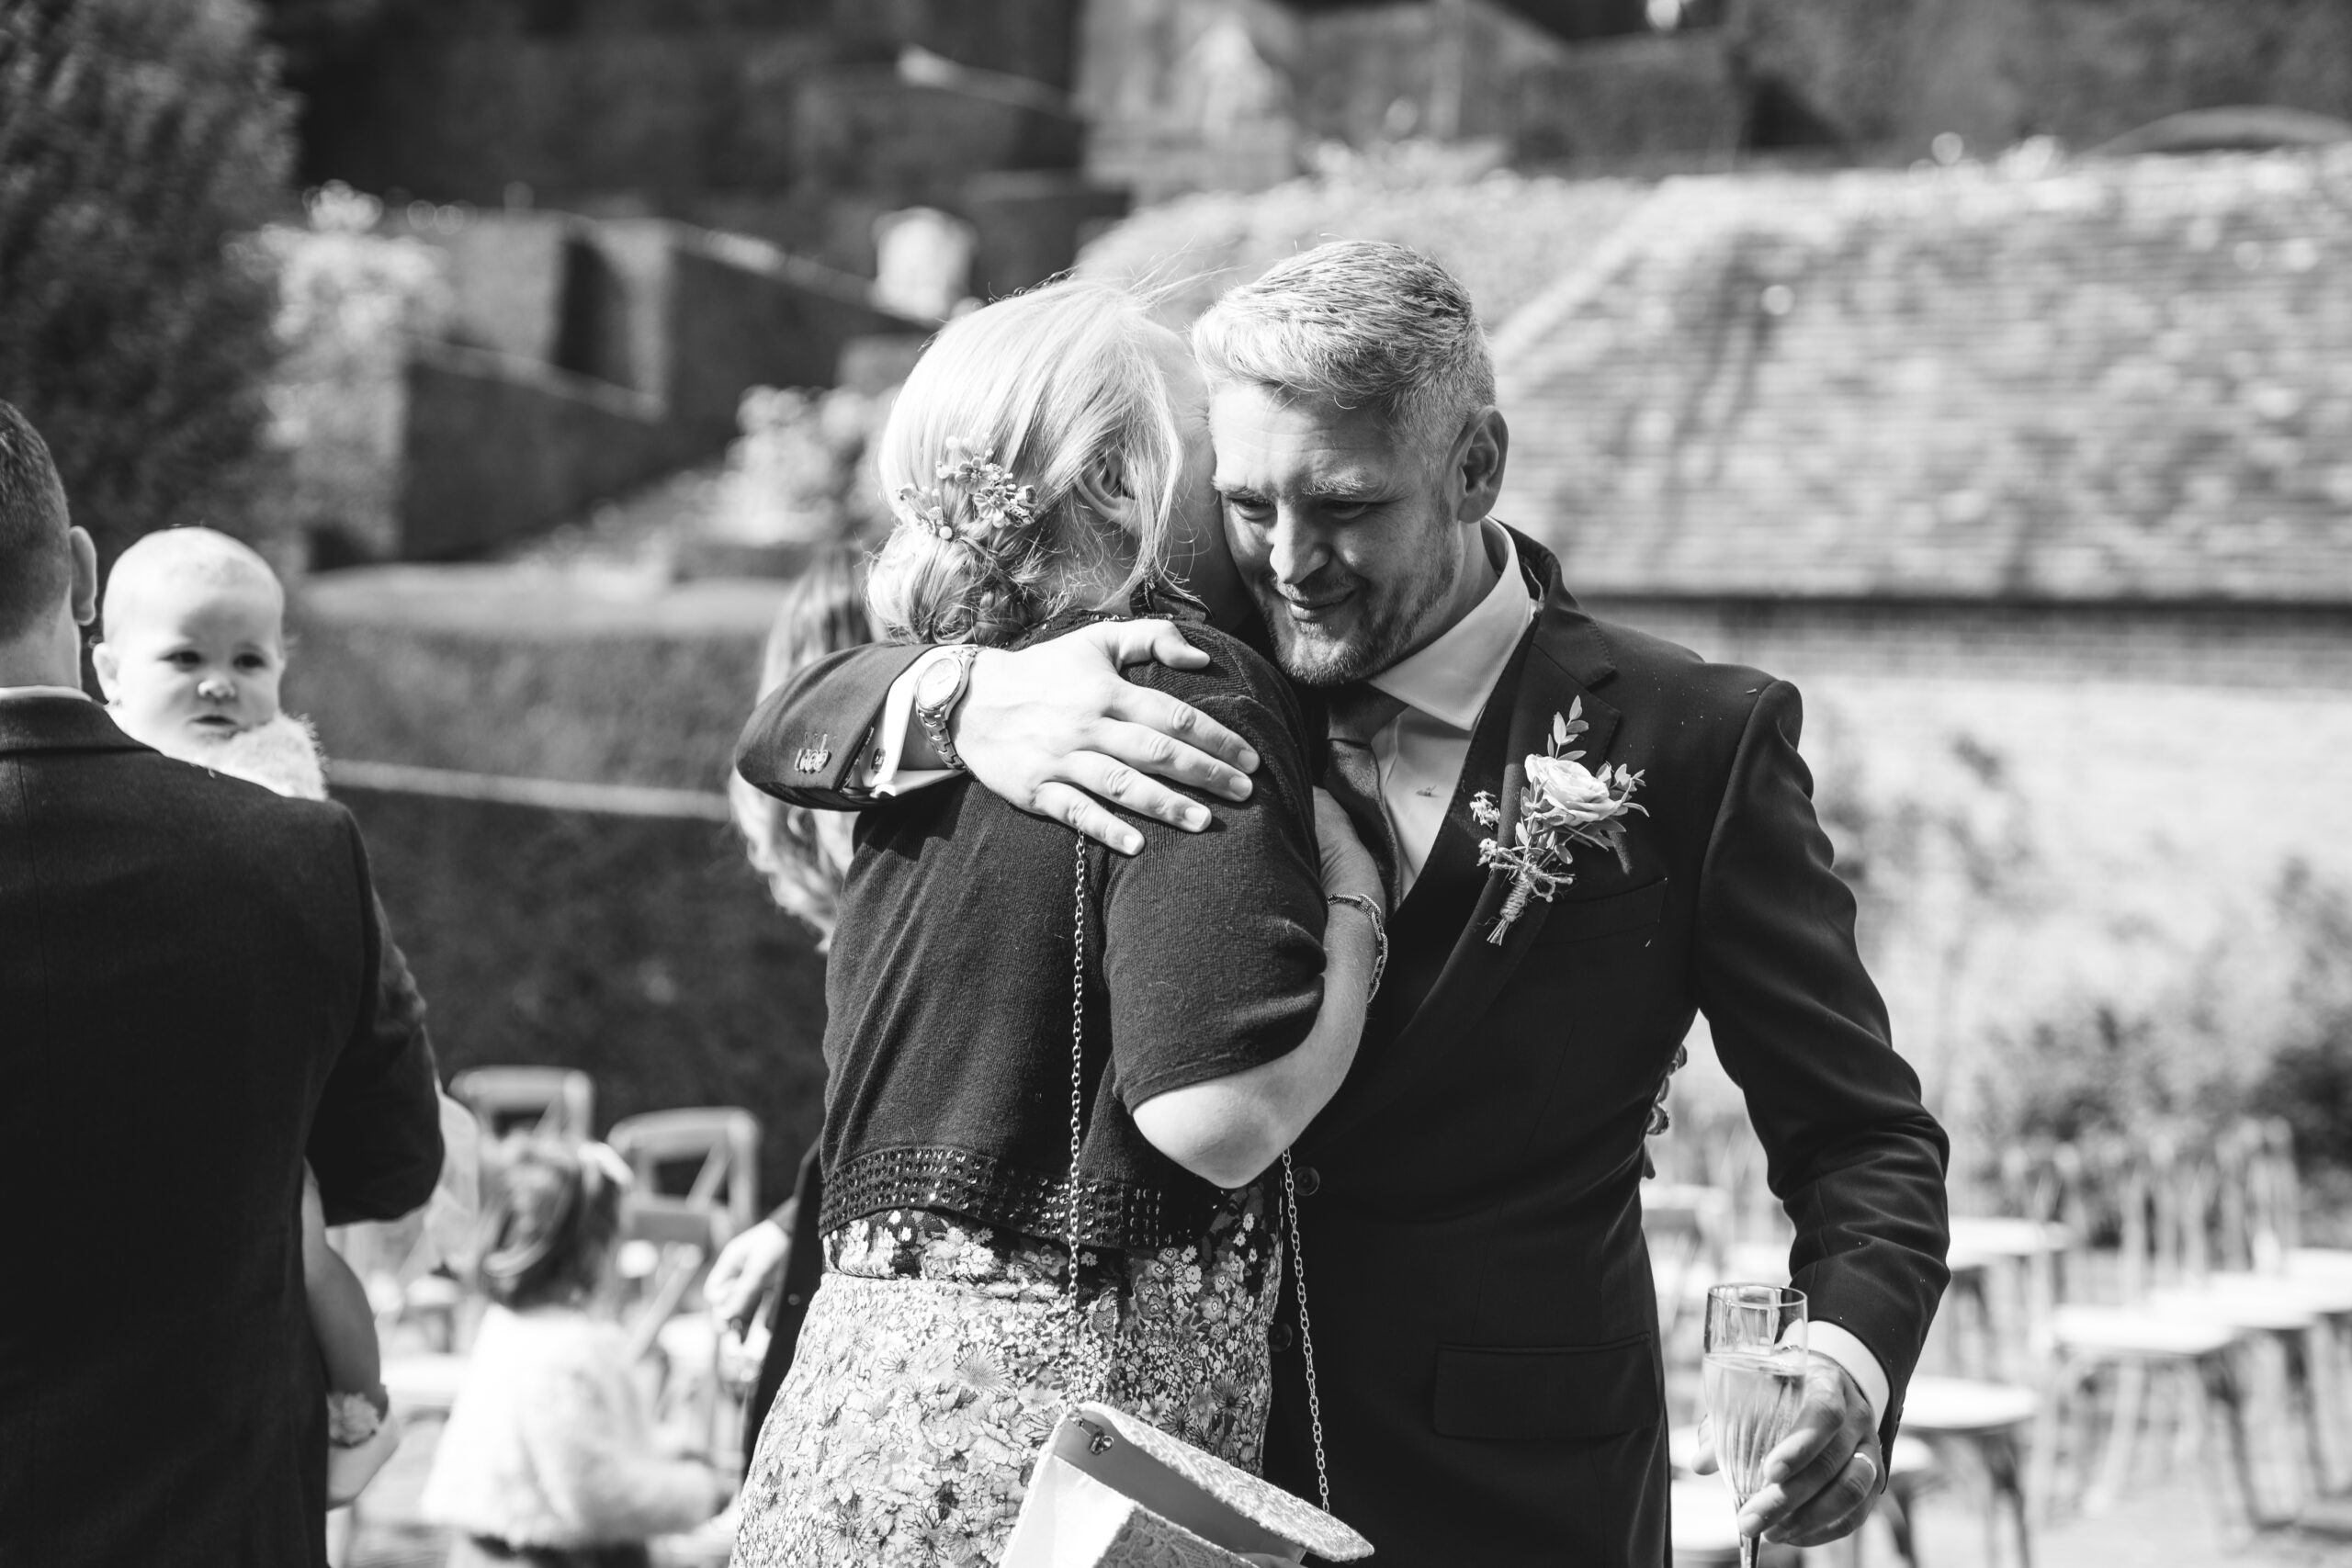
[1309,530,1623,1153]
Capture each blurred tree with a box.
[0,0,294,569]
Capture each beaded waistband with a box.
[820,1143,1232,1255]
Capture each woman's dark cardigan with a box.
[815,598,1330,1254]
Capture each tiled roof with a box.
[1077,150,1653,331]
[1494,148,2352,603]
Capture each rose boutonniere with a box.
[1470,700,1646,944]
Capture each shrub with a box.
[252,182,451,564]
[708,383,896,551]
[0,0,293,569]
[342,784,831,1207]
[2248,866,2352,1175]
[1973,862,2352,1180]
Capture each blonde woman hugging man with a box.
[732,243,1950,1566]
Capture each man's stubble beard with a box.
[1259,547,1462,689]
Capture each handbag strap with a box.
[1061,834,1113,1408]
[1059,833,1336,1512]
[1278,1154,1332,1512]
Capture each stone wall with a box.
[377,215,922,559]
[1600,594,2352,1163]
[1736,0,2352,159]
[1080,0,1664,198]
[297,0,1091,268]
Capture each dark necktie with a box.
[1322,682,1409,908]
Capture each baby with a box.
[92,526,405,1502]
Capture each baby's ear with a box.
[90,640,121,699]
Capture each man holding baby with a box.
[0,400,445,1568]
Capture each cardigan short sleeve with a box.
[1101,659,1328,1111]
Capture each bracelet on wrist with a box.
[1325,892,1389,998]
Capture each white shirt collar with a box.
[0,684,91,703]
[1368,522,1537,731]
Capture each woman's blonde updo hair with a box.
[866,279,1189,647]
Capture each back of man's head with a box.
[0,401,71,644]
[1191,240,1496,453]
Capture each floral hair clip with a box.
[898,483,955,541]
[898,436,1038,545]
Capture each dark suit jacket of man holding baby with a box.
[0,401,445,1568]
[736,244,1949,1565]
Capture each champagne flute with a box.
[1702,1283,1807,1568]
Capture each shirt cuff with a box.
[859,648,961,796]
[1805,1321,1891,1428]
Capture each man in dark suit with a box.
[0,401,445,1568]
[731,245,1948,1564]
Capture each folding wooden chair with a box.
[608,1109,763,1465]
[449,1066,594,1142]
[2039,1137,2259,1528]
[608,1107,763,1242]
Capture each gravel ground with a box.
[341,1412,2352,1568]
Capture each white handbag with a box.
[999,838,1374,1568]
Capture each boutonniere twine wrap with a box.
[1470,700,1646,944]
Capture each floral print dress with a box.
[729,1190,1281,1568]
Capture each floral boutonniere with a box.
[1470,700,1646,944]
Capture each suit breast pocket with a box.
[1532,877,1668,945]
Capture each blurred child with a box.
[92,526,411,1501]
[422,1138,730,1568]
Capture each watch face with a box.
[915,656,962,711]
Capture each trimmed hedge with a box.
[286,571,776,790]
[343,783,830,1209]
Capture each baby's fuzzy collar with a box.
[138,711,331,801]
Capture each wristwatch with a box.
[913,644,980,773]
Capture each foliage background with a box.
[0,0,293,569]
[346,784,831,1210]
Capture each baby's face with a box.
[98,578,285,747]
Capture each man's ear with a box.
[1453,407,1510,525]
[67,525,98,626]
[91,638,121,700]
[1073,456,1140,532]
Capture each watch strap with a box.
[916,644,979,773]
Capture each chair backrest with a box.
[1999,1138,2087,1237]
[449,1066,594,1142]
[1995,1140,2087,1338]
[616,1195,715,1362]
[606,1107,763,1241]
[2152,1132,2233,1287]
[2256,1116,2305,1258]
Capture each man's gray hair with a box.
[1191,241,1495,451]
